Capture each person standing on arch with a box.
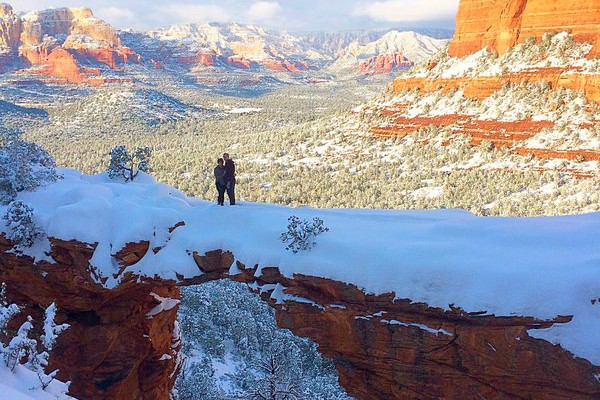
[223,152,236,205]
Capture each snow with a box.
[0,363,74,400]
[146,293,181,318]
[381,319,454,337]
[3,168,600,365]
[228,108,262,114]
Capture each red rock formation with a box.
[43,48,85,84]
[0,3,21,51]
[449,0,600,57]
[225,55,252,69]
[19,7,121,49]
[368,0,600,172]
[359,54,413,75]
[257,59,310,73]
[1,235,599,400]
[0,236,182,400]
[0,4,140,84]
[195,50,217,66]
[392,68,600,104]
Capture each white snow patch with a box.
[228,108,262,114]
[382,319,454,337]
[146,293,181,318]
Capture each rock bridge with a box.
[1,234,599,400]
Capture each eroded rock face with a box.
[1,236,599,400]
[0,3,21,52]
[358,54,413,75]
[448,0,600,57]
[0,236,181,400]
[0,4,139,84]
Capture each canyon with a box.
[0,3,139,84]
[1,235,599,400]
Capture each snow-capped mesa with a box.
[2,168,599,366]
[147,22,326,61]
[125,22,328,73]
[329,31,448,75]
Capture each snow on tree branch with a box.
[280,216,329,253]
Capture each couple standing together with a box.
[214,153,235,206]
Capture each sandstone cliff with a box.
[448,0,600,57]
[0,3,138,84]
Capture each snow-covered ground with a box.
[0,363,74,400]
[2,169,599,366]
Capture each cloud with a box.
[353,0,459,22]
[247,1,282,22]
[96,6,135,26]
[153,3,231,25]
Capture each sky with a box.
[11,0,459,32]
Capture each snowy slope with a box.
[0,363,74,400]
[130,22,327,63]
[329,31,448,73]
[49,88,206,128]
[2,169,599,365]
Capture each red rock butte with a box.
[0,3,138,83]
[448,0,600,57]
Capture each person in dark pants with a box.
[223,152,236,205]
[214,158,226,206]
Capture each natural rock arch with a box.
[1,236,599,400]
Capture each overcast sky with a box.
[12,0,459,32]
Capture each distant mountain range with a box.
[0,3,450,85]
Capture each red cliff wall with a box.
[1,236,599,400]
[0,236,181,400]
[448,0,600,57]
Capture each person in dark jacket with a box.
[223,152,236,205]
[214,158,226,206]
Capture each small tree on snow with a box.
[1,300,68,389]
[107,145,152,182]
[41,303,69,351]
[280,216,329,253]
[4,315,38,371]
[2,201,42,247]
[0,283,20,335]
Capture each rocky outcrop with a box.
[0,3,138,84]
[19,7,120,49]
[448,0,600,57]
[0,236,182,400]
[0,3,20,51]
[359,54,413,75]
[392,68,600,104]
[1,235,598,400]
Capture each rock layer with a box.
[449,0,600,57]
[1,236,599,400]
